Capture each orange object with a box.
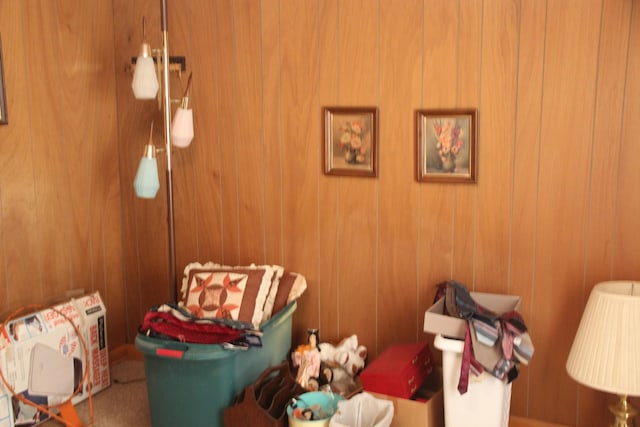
[59,401,83,427]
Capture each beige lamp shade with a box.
[132,42,159,100]
[566,281,640,396]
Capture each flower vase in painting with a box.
[433,119,464,173]
[337,118,372,165]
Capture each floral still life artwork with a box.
[323,107,378,177]
[416,108,477,183]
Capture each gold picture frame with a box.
[416,108,478,183]
[323,106,378,177]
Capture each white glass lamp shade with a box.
[132,44,159,100]
[171,107,194,147]
[566,281,640,396]
[133,155,160,199]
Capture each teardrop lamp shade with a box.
[171,107,194,147]
[133,156,160,198]
[132,55,159,100]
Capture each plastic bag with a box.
[329,392,393,427]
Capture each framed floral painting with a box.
[323,106,378,177]
[415,108,477,183]
[0,35,7,125]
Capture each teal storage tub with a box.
[135,301,296,427]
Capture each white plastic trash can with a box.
[434,334,511,427]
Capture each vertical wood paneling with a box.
[0,1,123,346]
[580,0,633,424]
[334,0,379,354]
[0,1,637,424]
[530,0,602,422]
[112,0,133,337]
[233,0,267,264]
[190,0,224,262]
[119,0,176,338]
[615,10,640,420]
[418,0,459,349]
[475,0,518,295]
[279,0,321,344]
[169,0,199,275]
[214,0,241,266]
[85,0,125,347]
[510,0,546,417]
[378,0,422,349]
[120,0,171,338]
[0,1,40,311]
[58,0,95,293]
[317,0,341,344]
[614,0,640,279]
[25,1,71,298]
[452,0,482,289]
[261,0,285,266]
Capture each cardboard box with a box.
[423,292,521,339]
[0,292,109,427]
[371,368,444,427]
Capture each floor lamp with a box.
[131,0,193,302]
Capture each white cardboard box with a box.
[423,292,521,339]
[0,292,109,427]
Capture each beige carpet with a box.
[44,360,150,427]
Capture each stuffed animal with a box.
[318,334,367,376]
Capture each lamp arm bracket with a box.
[129,55,187,73]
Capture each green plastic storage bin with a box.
[135,301,297,427]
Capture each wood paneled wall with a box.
[0,0,637,426]
[113,1,639,425]
[0,1,125,349]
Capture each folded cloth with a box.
[140,310,245,344]
[451,280,477,319]
[502,311,527,333]
[472,318,499,346]
[513,332,535,363]
[436,280,533,393]
[157,302,255,330]
[445,283,460,318]
[469,320,502,371]
[440,280,498,323]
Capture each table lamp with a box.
[566,281,640,427]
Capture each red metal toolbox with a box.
[360,342,434,399]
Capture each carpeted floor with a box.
[44,360,150,427]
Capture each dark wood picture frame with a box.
[323,106,378,177]
[416,108,477,183]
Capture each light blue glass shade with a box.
[133,155,160,199]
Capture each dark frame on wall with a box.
[323,106,378,177]
[0,34,7,125]
[416,108,477,183]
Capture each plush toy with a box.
[310,362,359,396]
[318,334,367,376]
